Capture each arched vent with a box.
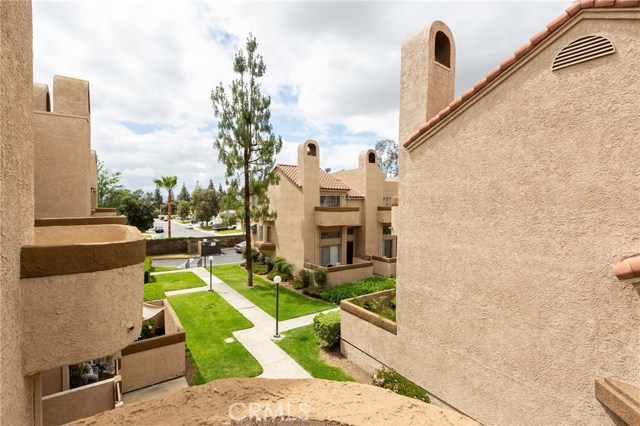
[552,35,615,71]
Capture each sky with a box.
[33,0,567,193]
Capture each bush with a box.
[144,257,152,283]
[298,269,313,288]
[313,310,340,348]
[256,252,265,265]
[313,269,327,289]
[303,285,323,298]
[264,257,275,272]
[372,368,429,403]
[292,278,305,290]
[267,269,278,281]
[252,263,268,275]
[320,276,396,304]
[279,262,293,276]
[251,248,260,263]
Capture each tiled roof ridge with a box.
[274,163,364,198]
[403,0,640,149]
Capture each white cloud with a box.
[33,0,566,192]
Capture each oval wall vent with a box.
[552,35,615,71]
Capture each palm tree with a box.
[153,176,178,238]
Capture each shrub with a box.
[252,263,268,275]
[320,276,396,304]
[292,279,305,290]
[264,257,275,272]
[298,269,313,288]
[251,248,260,263]
[303,285,322,298]
[138,319,156,341]
[313,310,340,348]
[256,252,265,265]
[313,269,327,289]
[267,269,278,281]
[372,368,429,403]
[279,262,293,276]
[144,257,152,283]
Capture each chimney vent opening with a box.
[435,31,451,68]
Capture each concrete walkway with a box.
[162,267,336,379]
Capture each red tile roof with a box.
[275,164,364,198]
[403,0,640,149]
[613,255,640,280]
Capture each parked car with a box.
[154,226,164,233]
[159,216,165,221]
[185,224,193,230]
[234,241,246,253]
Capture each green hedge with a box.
[372,368,429,403]
[313,310,340,348]
[320,276,396,304]
[144,257,152,283]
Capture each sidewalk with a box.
[166,267,335,379]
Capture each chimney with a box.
[399,21,455,145]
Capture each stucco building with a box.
[1,2,146,424]
[341,2,640,425]
[253,140,398,286]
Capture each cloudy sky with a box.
[33,0,567,193]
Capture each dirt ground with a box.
[70,378,480,426]
[319,346,371,384]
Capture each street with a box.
[148,219,216,238]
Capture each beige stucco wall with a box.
[90,150,97,211]
[121,343,184,392]
[314,208,360,227]
[392,10,640,426]
[372,258,396,277]
[268,166,305,269]
[21,263,143,374]
[326,264,373,288]
[34,112,91,218]
[42,378,115,426]
[0,1,36,424]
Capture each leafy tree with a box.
[374,139,399,177]
[208,179,215,190]
[97,160,124,207]
[153,176,178,238]
[117,190,156,232]
[153,187,163,210]
[191,187,218,226]
[211,34,282,286]
[177,183,191,202]
[177,200,191,220]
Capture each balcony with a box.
[20,224,145,374]
[314,207,360,227]
[377,206,392,223]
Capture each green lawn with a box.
[168,291,262,384]
[143,282,165,302]
[213,229,242,235]
[210,264,335,320]
[275,324,354,382]
[151,272,205,292]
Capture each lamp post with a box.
[208,256,214,291]
[273,275,282,338]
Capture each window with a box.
[347,227,355,235]
[435,31,451,67]
[266,226,271,243]
[383,197,392,207]
[321,231,340,239]
[382,225,392,235]
[258,225,263,241]
[383,240,393,258]
[320,245,340,266]
[320,195,340,207]
[251,196,258,208]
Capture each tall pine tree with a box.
[211,34,282,286]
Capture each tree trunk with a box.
[167,194,172,238]
[244,155,253,286]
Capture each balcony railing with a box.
[314,207,360,227]
[20,224,145,374]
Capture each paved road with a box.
[148,219,212,238]
[151,248,244,268]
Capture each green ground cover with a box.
[275,324,354,382]
[210,264,334,320]
[320,276,396,304]
[151,272,205,292]
[168,291,262,384]
[143,282,165,302]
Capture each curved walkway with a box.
[160,268,337,379]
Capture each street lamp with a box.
[208,256,214,291]
[273,275,282,338]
